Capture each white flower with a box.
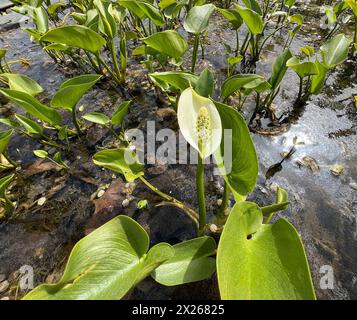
[178,88,222,159]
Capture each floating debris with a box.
[330,164,344,176]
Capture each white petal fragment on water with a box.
[178,87,222,159]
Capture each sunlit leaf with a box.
[217,202,316,300]
[51,75,102,112]
[184,4,216,34]
[93,148,144,182]
[152,236,216,286]
[40,25,106,53]
[0,89,62,126]
[142,30,188,60]
[23,216,174,300]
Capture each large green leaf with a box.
[320,33,352,68]
[0,73,43,96]
[183,4,216,34]
[268,49,293,91]
[217,202,316,300]
[221,74,263,99]
[82,112,111,125]
[142,30,188,60]
[93,148,144,182]
[0,89,62,126]
[0,129,13,154]
[286,57,319,79]
[151,236,216,286]
[111,100,131,126]
[234,4,263,35]
[51,74,102,112]
[40,25,106,53]
[94,0,117,38]
[23,216,174,300]
[217,8,243,30]
[214,102,258,201]
[15,114,44,135]
[310,59,328,95]
[119,0,165,26]
[242,0,262,15]
[149,72,198,91]
[195,68,214,98]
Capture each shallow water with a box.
[0,0,356,300]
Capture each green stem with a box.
[139,176,199,225]
[95,53,121,84]
[108,39,122,82]
[71,107,82,136]
[197,153,206,236]
[84,51,100,73]
[297,76,303,101]
[235,29,240,55]
[191,33,200,73]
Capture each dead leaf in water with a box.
[330,164,344,176]
[296,156,320,174]
[22,159,60,178]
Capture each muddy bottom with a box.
[0,0,356,300]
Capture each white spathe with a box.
[178,87,222,159]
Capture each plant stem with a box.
[95,53,121,84]
[297,76,303,101]
[196,153,206,236]
[71,107,82,136]
[108,39,122,82]
[353,15,357,56]
[191,33,200,73]
[235,29,240,55]
[139,176,199,225]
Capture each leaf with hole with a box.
[217,201,316,299]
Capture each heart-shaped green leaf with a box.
[111,100,131,126]
[51,74,102,112]
[214,102,258,201]
[287,57,319,79]
[152,236,216,286]
[15,114,44,135]
[0,89,62,126]
[23,216,174,300]
[0,129,13,155]
[82,112,111,125]
[184,4,216,35]
[234,4,263,35]
[0,73,43,96]
[142,30,188,60]
[217,202,316,300]
[269,49,293,91]
[221,74,263,99]
[40,25,106,53]
[321,33,352,68]
[93,148,144,182]
[149,72,198,91]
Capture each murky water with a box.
[0,0,356,300]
